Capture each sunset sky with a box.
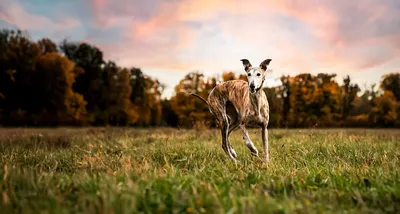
[1,0,399,98]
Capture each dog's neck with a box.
[249,87,264,117]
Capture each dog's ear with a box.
[240,59,252,72]
[259,59,272,70]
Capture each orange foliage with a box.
[1,28,399,128]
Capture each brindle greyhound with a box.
[191,58,272,163]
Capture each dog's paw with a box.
[249,147,258,156]
[251,151,259,157]
[230,149,237,159]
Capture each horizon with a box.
[1,0,399,99]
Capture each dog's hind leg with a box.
[209,99,237,162]
[240,124,258,156]
[212,106,237,162]
[227,121,240,159]
[226,101,240,159]
[220,116,237,162]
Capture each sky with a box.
[1,0,399,98]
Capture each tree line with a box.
[1,29,399,128]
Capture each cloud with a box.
[88,0,244,71]
[2,0,399,97]
[0,1,80,32]
[86,0,399,89]
[88,0,162,28]
[267,0,400,70]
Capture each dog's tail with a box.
[190,93,209,105]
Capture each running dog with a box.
[191,58,272,163]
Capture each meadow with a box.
[0,127,399,214]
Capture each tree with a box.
[369,90,398,127]
[380,73,400,101]
[287,73,341,127]
[2,27,400,129]
[160,98,179,127]
[287,73,320,127]
[280,75,291,128]
[129,68,163,126]
[35,52,88,125]
[0,29,42,125]
[99,62,138,126]
[170,72,215,128]
[315,73,342,124]
[341,75,360,119]
[59,40,105,124]
[263,87,282,128]
[222,71,237,82]
[144,77,164,126]
[38,38,58,54]
[377,74,400,126]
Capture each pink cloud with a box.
[269,0,339,44]
[89,0,245,71]
[268,0,396,47]
[88,0,136,29]
[0,1,80,31]
[88,0,161,29]
[96,40,200,71]
[1,0,398,98]
[83,0,400,88]
[266,0,400,70]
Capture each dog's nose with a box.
[250,85,255,89]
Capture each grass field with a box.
[0,128,399,214]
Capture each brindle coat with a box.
[191,59,272,163]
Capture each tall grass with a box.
[0,128,399,213]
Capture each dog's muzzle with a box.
[249,84,256,93]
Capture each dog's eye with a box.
[257,73,261,76]
[247,73,251,76]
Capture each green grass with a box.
[0,128,399,214]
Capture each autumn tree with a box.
[170,72,216,128]
[35,52,87,125]
[263,87,282,128]
[130,68,163,126]
[287,73,342,127]
[221,71,248,82]
[0,29,89,126]
[279,75,291,128]
[143,77,164,126]
[380,73,400,101]
[315,73,342,124]
[221,71,237,82]
[0,29,42,125]
[38,38,58,54]
[341,75,360,119]
[0,28,146,126]
[97,62,138,125]
[369,90,399,127]
[0,29,11,122]
[59,40,105,124]
[2,27,400,129]
[160,98,179,127]
[287,73,317,127]
[238,74,248,81]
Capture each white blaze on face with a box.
[240,58,271,93]
[246,67,264,93]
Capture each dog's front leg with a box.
[240,124,258,156]
[261,125,269,163]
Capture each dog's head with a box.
[240,58,272,94]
